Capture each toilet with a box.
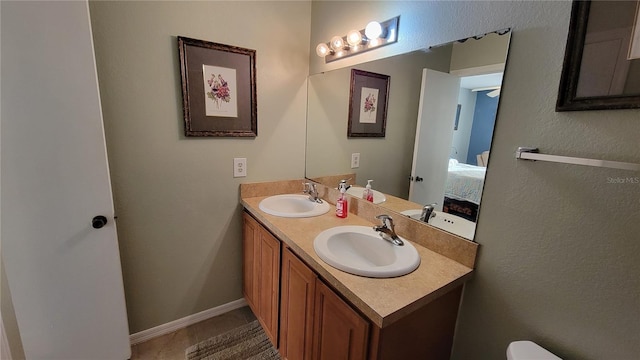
[507,341,562,359]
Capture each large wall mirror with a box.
[305,31,511,241]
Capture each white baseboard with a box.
[129,298,248,345]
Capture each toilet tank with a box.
[507,341,562,360]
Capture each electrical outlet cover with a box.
[234,158,247,177]
[351,153,360,168]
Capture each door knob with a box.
[415,176,424,182]
[92,215,108,229]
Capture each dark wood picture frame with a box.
[347,69,390,137]
[556,0,640,111]
[178,36,257,136]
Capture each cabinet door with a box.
[312,280,369,360]
[280,247,317,360]
[258,227,281,346]
[242,213,280,347]
[242,213,259,311]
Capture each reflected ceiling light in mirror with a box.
[315,16,400,63]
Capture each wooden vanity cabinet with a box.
[243,211,463,360]
[280,247,316,360]
[366,285,462,360]
[280,246,369,360]
[242,212,280,346]
[312,278,369,360]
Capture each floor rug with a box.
[185,320,281,360]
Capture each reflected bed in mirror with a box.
[305,31,511,241]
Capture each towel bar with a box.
[516,147,640,171]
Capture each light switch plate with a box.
[351,153,360,168]
[234,158,247,177]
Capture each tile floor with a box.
[130,306,257,359]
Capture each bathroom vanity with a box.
[240,180,478,360]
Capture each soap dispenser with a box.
[336,180,349,218]
[362,180,374,202]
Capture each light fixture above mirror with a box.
[315,16,400,63]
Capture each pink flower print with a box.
[206,74,231,109]
[363,93,376,115]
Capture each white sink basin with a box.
[345,186,386,204]
[313,225,420,278]
[401,209,475,240]
[259,194,330,218]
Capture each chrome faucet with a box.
[420,203,437,223]
[373,214,404,246]
[338,179,351,192]
[303,182,323,203]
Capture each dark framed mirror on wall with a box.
[556,0,640,111]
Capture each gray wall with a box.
[309,1,640,359]
[450,31,510,72]
[89,1,311,333]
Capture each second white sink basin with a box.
[401,209,476,240]
[313,225,420,278]
[259,194,330,218]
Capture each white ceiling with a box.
[460,72,503,90]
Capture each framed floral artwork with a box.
[347,69,390,137]
[178,36,257,136]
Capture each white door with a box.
[409,69,460,208]
[576,28,632,97]
[1,1,130,359]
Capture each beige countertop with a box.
[241,191,474,328]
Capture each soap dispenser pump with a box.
[363,180,374,202]
[336,180,349,218]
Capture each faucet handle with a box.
[420,203,437,222]
[374,214,404,246]
[338,180,351,191]
[303,182,322,203]
[375,214,394,228]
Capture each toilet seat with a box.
[506,341,562,360]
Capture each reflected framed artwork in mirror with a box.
[556,0,640,111]
[347,69,390,137]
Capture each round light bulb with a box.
[315,43,330,57]
[330,35,345,51]
[346,30,363,46]
[365,21,382,39]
